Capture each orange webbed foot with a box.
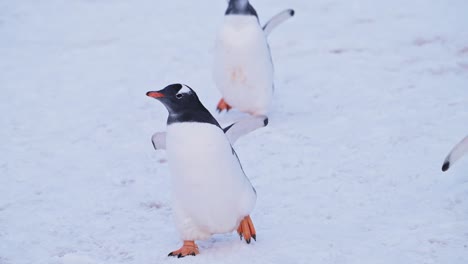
[216,98,232,113]
[237,215,256,244]
[168,240,199,258]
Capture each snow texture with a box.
[1,0,467,263]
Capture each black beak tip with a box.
[442,161,450,172]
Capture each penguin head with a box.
[147,84,220,126]
[225,0,258,17]
[146,84,205,114]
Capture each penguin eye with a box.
[176,93,183,99]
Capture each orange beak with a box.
[146,91,164,98]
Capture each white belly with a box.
[213,15,274,115]
[166,122,256,240]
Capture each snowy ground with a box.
[1,0,468,263]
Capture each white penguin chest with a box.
[166,122,240,186]
[165,122,257,238]
[213,16,274,115]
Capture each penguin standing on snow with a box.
[147,84,267,257]
[213,0,294,115]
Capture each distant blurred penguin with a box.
[442,135,468,171]
[213,0,294,115]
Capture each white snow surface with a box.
[1,0,467,263]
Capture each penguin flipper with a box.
[442,135,468,172]
[224,115,268,144]
[151,132,166,150]
[262,9,295,36]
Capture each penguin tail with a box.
[263,9,295,36]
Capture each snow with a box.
[1,0,467,263]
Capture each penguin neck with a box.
[167,109,221,128]
[224,15,259,28]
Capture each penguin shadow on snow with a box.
[197,234,256,255]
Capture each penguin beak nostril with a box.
[146,91,165,98]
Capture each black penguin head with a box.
[225,0,258,17]
[147,84,221,126]
[146,84,203,114]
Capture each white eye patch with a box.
[176,85,192,96]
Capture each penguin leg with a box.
[237,215,256,244]
[216,98,232,112]
[168,240,199,258]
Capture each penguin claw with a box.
[216,98,232,113]
[237,225,243,239]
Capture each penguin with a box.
[213,0,294,115]
[442,135,468,171]
[146,83,266,257]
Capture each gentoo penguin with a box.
[147,84,266,257]
[213,0,294,115]
[442,135,468,171]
